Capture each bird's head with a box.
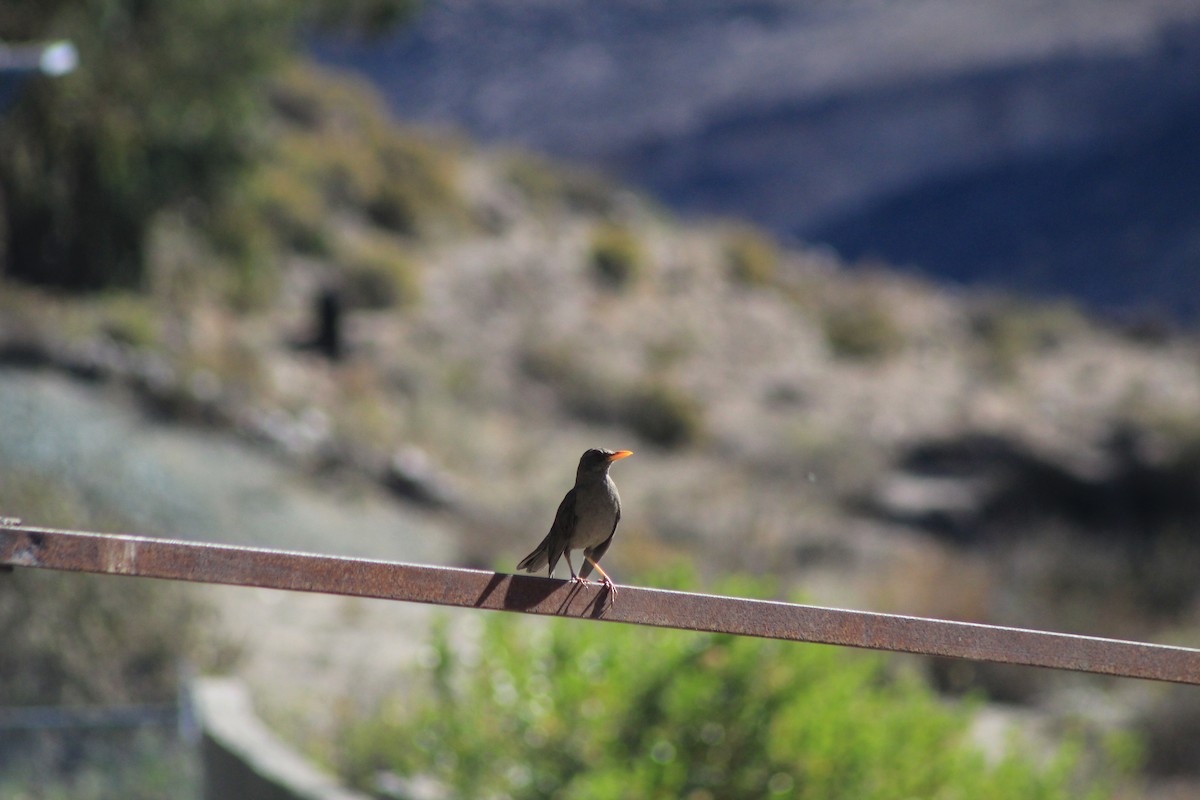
[577,448,633,479]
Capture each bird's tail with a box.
[517,534,552,574]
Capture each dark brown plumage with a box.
[517,448,632,597]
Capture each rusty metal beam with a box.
[4,524,1200,685]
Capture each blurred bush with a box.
[93,292,162,348]
[0,0,413,291]
[337,582,1129,799]
[247,157,333,257]
[589,223,645,290]
[370,135,465,236]
[0,730,197,800]
[503,151,621,217]
[521,344,704,449]
[339,234,422,310]
[724,225,779,287]
[0,568,201,707]
[0,1,291,289]
[263,64,469,241]
[970,300,1087,379]
[624,382,704,448]
[822,301,904,361]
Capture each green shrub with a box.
[0,730,198,800]
[589,224,645,290]
[823,302,904,361]
[504,151,619,216]
[519,345,702,449]
[205,191,286,310]
[971,301,1086,379]
[624,382,704,448]
[95,293,161,348]
[0,568,202,707]
[247,161,331,256]
[338,235,422,310]
[0,0,295,291]
[365,184,421,235]
[265,65,467,240]
[337,590,1128,800]
[724,226,779,287]
[371,134,465,235]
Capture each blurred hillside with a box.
[5,55,1200,643]
[315,0,1200,318]
[4,44,1200,795]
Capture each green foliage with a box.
[202,196,286,311]
[339,234,422,310]
[624,382,704,448]
[823,302,904,361]
[724,225,779,287]
[0,0,296,289]
[262,64,468,240]
[0,570,199,706]
[338,595,1124,800]
[521,343,704,449]
[246,157,332,257]
[91,292,160,348]
[589,224,645,290]
[0,0,414,291]
[370,135,465,235]
[0,730,198,800]
[503,151,621,216]
[970,301,1087,380]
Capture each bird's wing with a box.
[579,502,619,579]
[517,488,577,575]
[543,487,578,575]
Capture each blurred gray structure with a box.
[195,679,373,800]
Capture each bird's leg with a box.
[565,552,591,588]
[585,556,617,600]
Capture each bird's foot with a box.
[569,575,593,589]
[599,576,618,601]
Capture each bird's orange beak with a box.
[608,450,633,461]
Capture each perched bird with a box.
[518,448,632,598]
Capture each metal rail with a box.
[4,524,1200,685]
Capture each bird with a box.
[517,448,632,599]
